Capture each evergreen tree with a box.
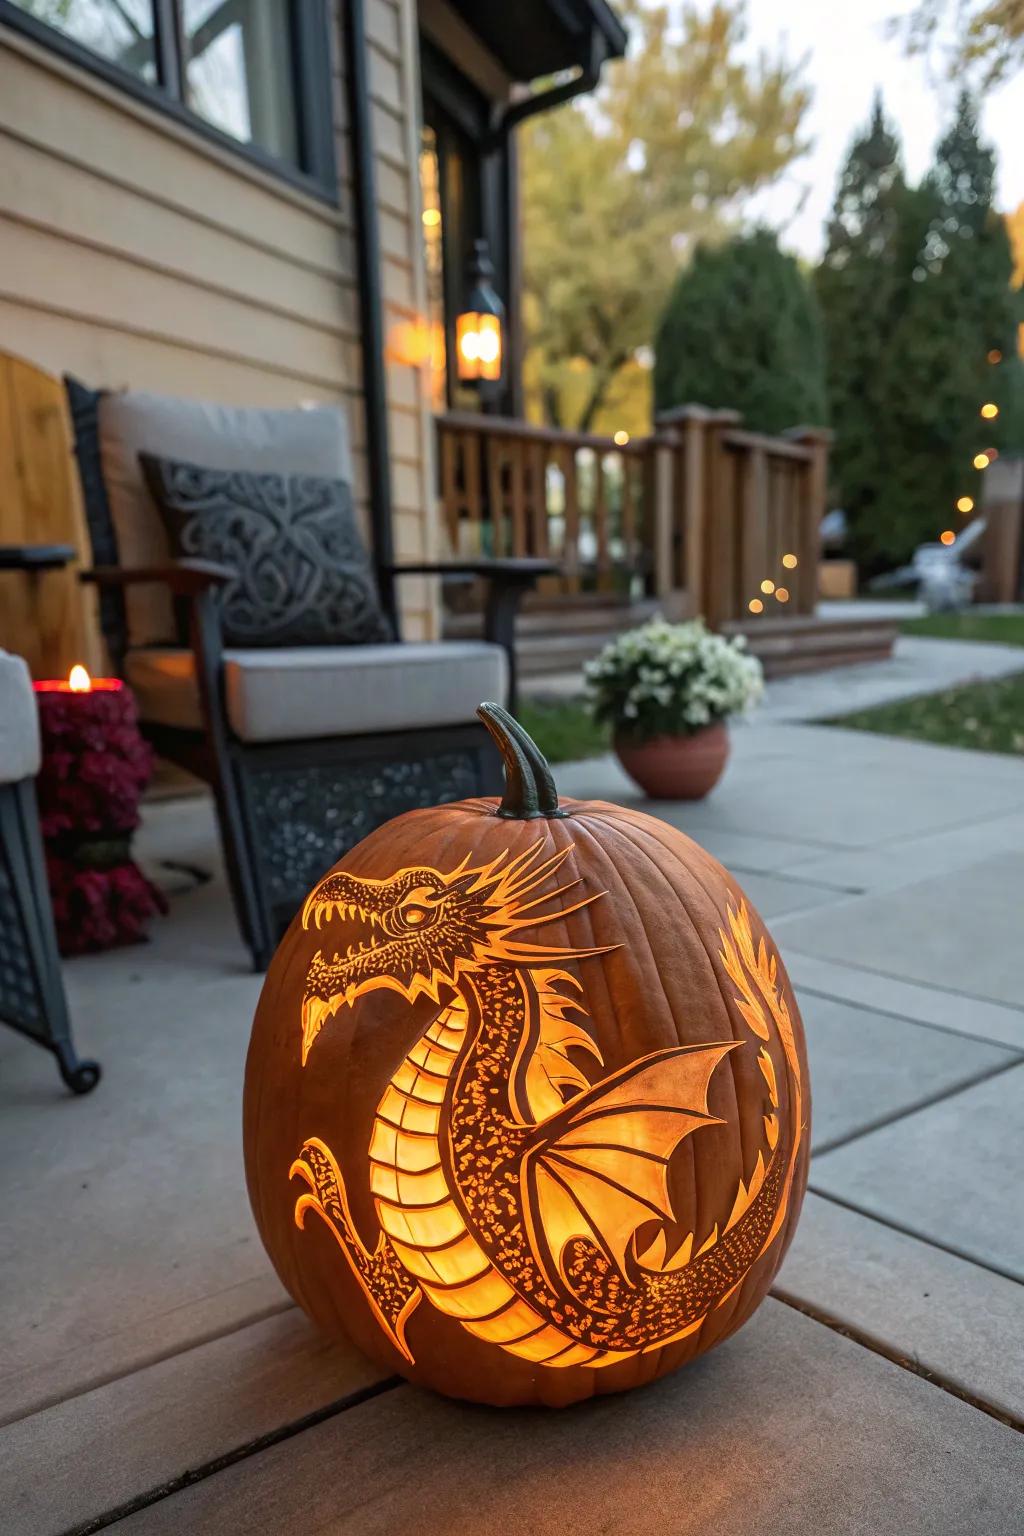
[818,93,1023,572]
[815,97,915,570]
[653,229,827,434]
[886,95,1023,563]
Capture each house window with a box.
[2,0,334,191]
[182,0,299,166]
[10,0,158,78]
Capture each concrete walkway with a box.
[2,671,1023,1532]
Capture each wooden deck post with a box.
[651,431,677,604]
[784,426,833,614]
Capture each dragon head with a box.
[299,842,605,1064]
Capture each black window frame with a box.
[0,0,337,201]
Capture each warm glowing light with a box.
[760,579,775,594]
[956,496,974,513]
[288,842,802,1372]
[781,553,798,569]
[973,453,990,470]
[988,349,1002,364]
[613,430,630,447]
[68,664,92,693]
[775,587,790,603]
[980,402,999,419]
[421,207,441,228]
[748,598,764,614]
[940,530,956,546]
[456,311,502,382]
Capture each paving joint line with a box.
[805,1186,1024,1288]
[0,1299,297,1431]
[770,1289,1024,1435]
[793,981,1024,1055]
[810,1056,1024,1159]
[782,948,1024,1016]
[59,1375,404,1536]
[716,861,863,896]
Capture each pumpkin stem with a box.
[477,703,568,820]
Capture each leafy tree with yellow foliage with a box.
[899,1,1024,83]
[519,2,810,431]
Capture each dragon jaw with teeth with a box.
[290,840,804,1371]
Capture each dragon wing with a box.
[522,1040,739,1287]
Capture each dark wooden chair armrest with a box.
[0,544,77,571]
[386,559,556,712]
[81,559,235,596]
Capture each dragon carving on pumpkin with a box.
[290,841,803,1369]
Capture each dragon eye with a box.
[402,904,431,927]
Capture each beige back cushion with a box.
[98,391,353,647]
[0,649,41,782]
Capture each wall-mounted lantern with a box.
[455,239,504,396]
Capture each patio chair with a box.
[0,642,100,1094]
[64,380,549,969]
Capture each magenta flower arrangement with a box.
[33,669,166,955]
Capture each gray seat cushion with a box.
[124,642,508,744]
[0,651,41,782]
[98,390,353,648]
[139,455,392,648]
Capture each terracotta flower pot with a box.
[614,722,730,800]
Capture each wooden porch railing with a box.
[437,412,654,598]
[436,407,831,626]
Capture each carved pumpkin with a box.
[244,705,809,1408]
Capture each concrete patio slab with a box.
[5,653,1024,1532]
[774,850,1024,1010]
[0,1310,385,1536]
[798,992,1017,1152]
[811,1063,1024,1281]
[557,733,1024,855]
[0,931,268,1418]
[776,1194,1024,1422]
[781,806,1024,895]
[112,1302,1024,1536]
[717,869,848,919]
[782,952,1024,1053]
[654,826,851,883]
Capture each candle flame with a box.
[68,664,92,693]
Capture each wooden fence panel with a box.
[0,350,102,678]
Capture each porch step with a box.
[447,600,898,681]
[722,613,900,678]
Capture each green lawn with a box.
[517,696,609,765]
[830,672,1024,756]
[901,611,1024,646]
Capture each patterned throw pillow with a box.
[140,455,393,648]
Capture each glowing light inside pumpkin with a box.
[68,664,92,693]
[287,845,803,1372]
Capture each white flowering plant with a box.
[584,618,764,743]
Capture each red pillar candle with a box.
[33,666,166,954]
